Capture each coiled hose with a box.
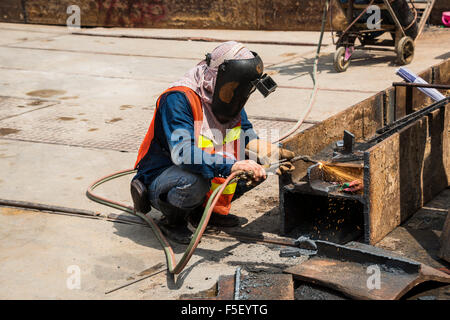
[87,169,242,275]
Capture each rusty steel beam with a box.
[371,96,449,142]
[393,82,450,90]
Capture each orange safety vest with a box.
[134,86,241,216]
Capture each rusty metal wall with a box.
[2,0,447,30]
[0,0,26,23]
[0,0,328,30]
[2,0,322,30]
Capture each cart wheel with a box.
[396,36,415,65]
[334,47,350,73]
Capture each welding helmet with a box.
[206,48,277,123]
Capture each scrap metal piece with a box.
[307,162,364,200]
[280,248,316,258]
[417,295,437,300]
[281,236,318,257]
[284,240,450,300]
[331,152,364,163]
[294,236,318,250]
[439,210,450,263]
[233,273,295,300]
[307,163,337,194]
[179,273,294,300]
[234,267,242,300]
[343,130,355,154]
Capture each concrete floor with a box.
[0,22,449,299]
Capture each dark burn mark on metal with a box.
[26,89,66,98]
[137,262,165,277]
[0,128,20,136]
[120,105,135,110]
[106,117,123,124]
[57,117,75,121]
[27,100,44,106]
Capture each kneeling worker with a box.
[131,41,294,244]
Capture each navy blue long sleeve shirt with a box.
[134,91,258,186]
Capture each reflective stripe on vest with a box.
[198,126,241,149]
[198,124,241,216]
[211,180,237,195]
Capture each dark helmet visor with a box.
[210,52,277,123]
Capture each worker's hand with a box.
[231,160,267,182]
[246,139,295,167]
[275,162,296,176]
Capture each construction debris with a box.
[280,90,449,245]
[284,240,450,300]
[180,272,294,300]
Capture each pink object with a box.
[443,12,450,27]
[344,46,355,61]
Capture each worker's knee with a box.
[167,172,210,209]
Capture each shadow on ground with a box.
[267,51,398,80]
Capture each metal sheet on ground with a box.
[376,189,450,271]
[180,273,294,300]
[284,240,450,300]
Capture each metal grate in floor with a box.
[0,97,313,152]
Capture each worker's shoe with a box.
[157,198,193,245]
[130,179,152,214]
[209,212,240,227]
[189,208,240,228]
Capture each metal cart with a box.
[332,0,436,72]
